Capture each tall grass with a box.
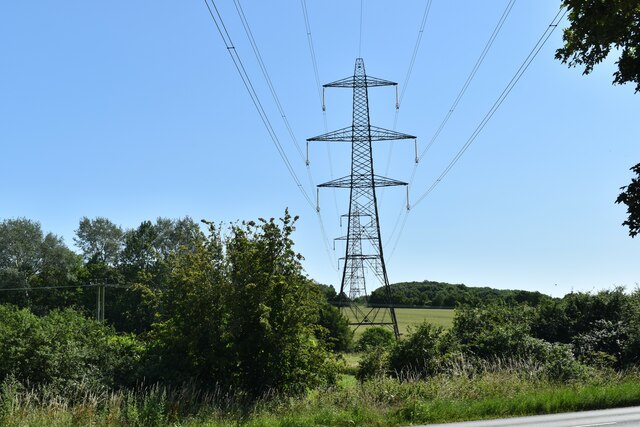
[2,364,640,426]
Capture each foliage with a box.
[451,303,535,360]
[148,211,337,398]
[616,163,640,237]
[388,322,449,379]
[113,216,203,333]
[356,327,395,352]
[74,216,124,265]
[572,319,628,368]
[4,368,640,426]
[356,347,390,381]
[0,305,143,394]
[556,0,640,93]
[532,288,629,344]
[314,281,338,302]
[0,218,83,312]
[369,280,552,307]
[317,302,353,352]
[556,2,640,236]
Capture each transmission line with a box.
[202,0,314,210]
[414,0,517,166]
[230,0,337,271]
[381,0,434,225]
[0,283,128,292]
[398,0,433,110]
[387,6,567,261]
[232,0,307,166]
[203,1,337,271]
[385,0,515,252]
[300,0,348,272]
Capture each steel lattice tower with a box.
[308,58,416,338]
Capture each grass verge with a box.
[3,370,640,426]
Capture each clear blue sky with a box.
[1,1,637,297]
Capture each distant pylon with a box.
[308,58,416,338]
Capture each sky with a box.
[1,1,638,298]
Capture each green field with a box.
[344,307,454,338]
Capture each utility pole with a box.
[93,282,106,322]
[308,58,416,338]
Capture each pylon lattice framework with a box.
[308,58,416,338]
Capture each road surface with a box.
[418,406,640,426]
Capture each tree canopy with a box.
[556,1,640,237]
[556,0,640,92]
[616,163,640,237]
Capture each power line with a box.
[387,6,567,261]
[414,0,517,166]
[204,1,337,274]
[299,0,346,272]
[412,7,567,209]
[384,0,433,175]
[300,0,339,206]
[398,0,434,109]
[232,0,307,167]
[381,0,434,238]
[202,0,315,210]
[231,0,337,272]
[0,283,128,292]
[386,0,515,252]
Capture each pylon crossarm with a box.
[307,126,352,142]
[308,125,415,143]
[323,75,397,88]
[369,126,415,141]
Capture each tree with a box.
[0,219,81,310]
[616,163,640,237]
[74,217,124,266]
[148,211,337,397]
[0,218,43,283]
[114,217,203,333]
[556,1,640,237]
[556,0,640,93]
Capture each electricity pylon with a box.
[308,58,416,338]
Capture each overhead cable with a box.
[387,6,567,261]
[202,0,315,210]
[232,0,338,271]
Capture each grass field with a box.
[343,307,455,338]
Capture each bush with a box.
[388,322,447,378]
[356,327,395,352]
[357,348,390,381]
[317,303,353,353]
[147,212,338,398]
[0,305,143,395]
[572,319,628,368]
[451,303,535,360]
[543,342,588,382]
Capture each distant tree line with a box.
[367,280,552,307]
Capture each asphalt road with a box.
[417,406,640,427]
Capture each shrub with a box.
[388,322,446,378]
[357,348,390,381]
[451,303,535,360]
[356,327,395,352]
[148,212,338,398]
[317,303,353,353]
[0,305,143,395]
[572,319,628,368]
[543,342,588,382]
